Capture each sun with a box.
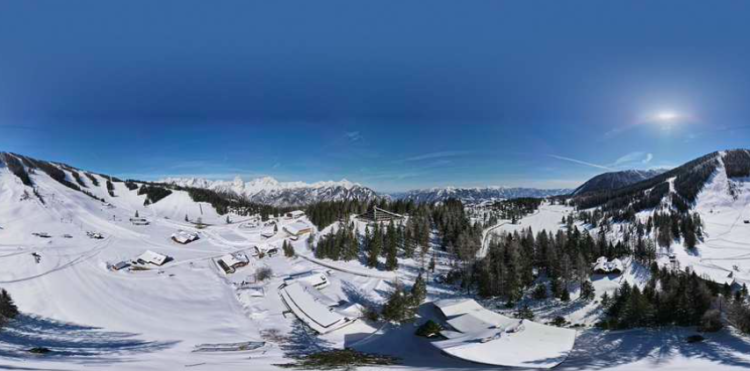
[655,111,679,121]
[647,110,686,131]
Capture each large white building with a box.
[431,299,576,369]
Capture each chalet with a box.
[593,257,624,275]
[283,221,312,237]
[171,230,200,244]
[286,210,305,219]
[216,252,250,274]
[135,250,169,266]
[357,207,404,224]
[253,245,279,257]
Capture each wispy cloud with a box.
[548,155,613,171]
[399,150,474,163]
[610,151,653,167]
[643,153,653,164]
[344,131,363,142]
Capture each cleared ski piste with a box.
[2,166,750,370]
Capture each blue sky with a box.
[2,1,750,192]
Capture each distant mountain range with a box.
[161,176,380,207]
[391,186,572,204]
[162,176,575,206]
[572,169,668,196]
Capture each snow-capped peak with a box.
[160,176,376,207]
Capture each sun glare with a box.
[655,111,679,121]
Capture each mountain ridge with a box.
[573,169,668,196]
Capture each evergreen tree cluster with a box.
[491,197,543,223]
[138,185,173,205]
[306,200,370,230]
[600,265,720,329]
[472,225,644,303]
[433,199,481,256]
[182,186,282,217]
[724,149,750,178]
[69,169,87,188]
[577,209,703,251]
[26,156,85,193]
[0,153,33,186]
[314,222,360,262]
[124,180,139,191]
[84,172,100,186]
[106,179,116,197]
[381,279,426,323]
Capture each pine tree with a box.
[559,286,571,302]
[411,273,427,305]
[135,210,139,218]
[283,240,295,257]
[385,222,399,271]
[382,283,416,323]
[367,224,382,268]
[516,304,535,320]
[0,289,19,320]
[343,227,359,261]
[580,280,595,301]
[185,214,189,222]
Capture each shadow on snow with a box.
[0,314,178,364]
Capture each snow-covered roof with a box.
[171,230,199,244]
[136,250,168,266]
[284,271,329,288]
[283,221,311,236]
[219,252,249,268]
[431,299,576,369]
[279,282,354,334]
[593,257,624,273]
[434,298,486,318]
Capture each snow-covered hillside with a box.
[4,151,750,371]
[394,186,571,204]
[572,150,750,297]
[162,176,380,207]
[573,169,667,196]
